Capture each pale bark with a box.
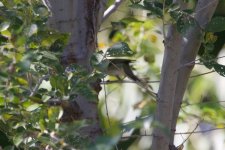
[43,0,107,141]
[151,24,182,150]
[151,0,219,150]
[170,0,219,144]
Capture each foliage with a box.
[0,0,104,149]
[0,0,225,149]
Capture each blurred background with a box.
[97,1,225,149]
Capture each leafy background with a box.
[0,0,225,149]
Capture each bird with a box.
[103,58,156,98]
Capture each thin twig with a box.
[179,120,201,145]
[121,127,225,139]
[190,70,215,78]
[177,55,225,71]
[122,114,153,126]
[100,70,216,85]
[100,55,225,85]
[182,100,225,108]
[26,72,33,93]
[29,74,50,97]
[103,78,112,127]
[101,79,160,84]
[162,0,166,38]
[175,127,225,135]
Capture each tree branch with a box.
[171,0,219,145]
[102,0,124,22]
[121,126,225,139]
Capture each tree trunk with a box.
[43,0,107,141]
[151,0,219,150]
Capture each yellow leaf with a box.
[16,77,28,85]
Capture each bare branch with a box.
[190,70,215,78]
[102,0,124,22]
[171,0,219,146]
[179,120,200,145]
[121,127,225,139]
[102,78,112,127]
[101,79,160,84]
[182,100,225,108]
[175,127,225,135]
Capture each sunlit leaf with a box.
[15,77,28,85]
[1,30,11,38]
[106,42,135,57]
[0,21,10,31]
[213,63,225,77]
[39,119,46,132]
[13,133,23,147]
[26,103,42,111]
[48,107,61,122]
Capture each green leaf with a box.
[38,135,56,148]
[0,120,9,133]
[143,1,163,17]
[26,103,42,111]
[90,135,121,150]
[50,75,68,95]
[0,97,5,106]
[15,77,28,85]
[39,51,59,61]
[33,4,49,18]
[206,17,225,32]
[129,4,148,10]
[50,76,57,89]
[202,60,215,69]
[29,96,43,104]
[177,15,196,34]
[13,133,23,147]
[0,34,8,44]
[213,63,225,77]
[106,42,135,57]
[48,107,62,122]
[204,43,214,53]
[0,21,10,31]
[9,16,24,32]
[168,4,181,20]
